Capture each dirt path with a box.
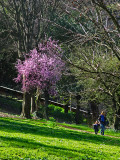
[0,111,22,119]
[0,111,119,139]
[59,125,119,139]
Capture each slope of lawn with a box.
[0,117,120,160]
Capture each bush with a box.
[48,104,75,123]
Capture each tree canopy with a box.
[14,38,65,94]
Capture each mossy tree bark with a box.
[22,92,31,119]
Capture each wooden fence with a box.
[0,86,90,115]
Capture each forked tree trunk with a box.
[22,92,31,119]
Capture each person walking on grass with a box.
[93,120,100,135]
[98,111,106,135]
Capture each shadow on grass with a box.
[1,134,111,160]
[0,117,120,148]
[0,135,81,158]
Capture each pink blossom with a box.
[14,38,65,94]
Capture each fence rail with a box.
[0,86,90,114]
[0,86,23,99]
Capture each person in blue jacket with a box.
[98,111,106,135]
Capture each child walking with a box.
[93,120,100,134]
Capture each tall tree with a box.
[14,38,65,119]
[58,0,120,129]
[0,0,61,56]
[0,0,63,113]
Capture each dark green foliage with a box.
[0,52,18,88]
[48,104,75,123]
[0,9,18,88]
[37,104,76,123]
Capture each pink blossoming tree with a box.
[15,38,65,119]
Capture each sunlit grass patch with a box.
[0,117,120,160]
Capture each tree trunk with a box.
[75,95,82,124]
[75,105,80,124]
[22,92,31,119]
[35,88,41,111]
[111,97,120,130]
[44,90,49,120]
[64,104,68,113]
[87,109,92,126]
[114,107,120,130]
[89,101,99,122]
[31,94,36,113]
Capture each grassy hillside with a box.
[0,96,22,114]
[0,117,120,160]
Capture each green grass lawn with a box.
[58,122,120,137]
[0,117,120,160]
